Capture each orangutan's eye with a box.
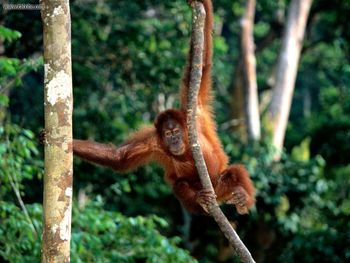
[165,131,172,137]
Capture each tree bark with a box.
[268,0,313,160]
[40,1,73,262]
[187,2,255,263]
[231,60,246,140]
[241,0,260,141]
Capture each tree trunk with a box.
[241,0,260,141]
[268,0,312,160]
[40,1,73,262]
[231,60,246,140]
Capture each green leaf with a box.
[291,137,311,162]
[0,26,22,42]
[0,95,9,107]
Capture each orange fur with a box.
[181,0,214,109]
[73,0,255,214]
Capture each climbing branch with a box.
[186,2,255,263]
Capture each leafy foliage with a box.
[0,200,196,263]
[0,124,43,200]
[0,26,42,91]
[71,199,196,263]
[0,26,22,42]
[0,203,42,262]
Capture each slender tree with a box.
[268,0,313,159]
[40,1,73,262]
[231,0,260,141]
[241,0,260,141]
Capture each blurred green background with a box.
[1,0,349,262]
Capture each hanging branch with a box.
[186,2,255,263]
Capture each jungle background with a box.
[1,0,350,262]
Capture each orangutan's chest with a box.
[170,150,219,180]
